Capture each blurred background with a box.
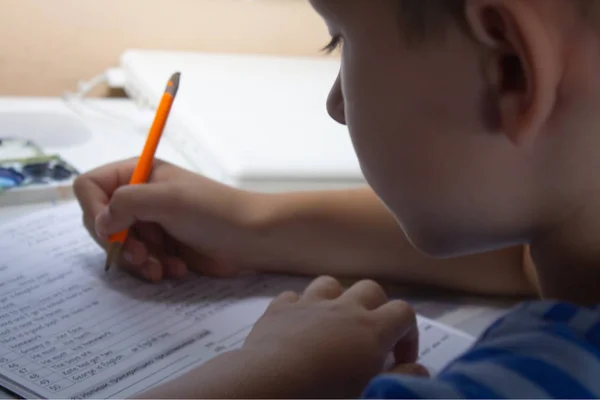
[0,0,358,216]
[0,0,332,96]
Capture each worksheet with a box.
[0,203,474,399]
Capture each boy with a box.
[74,0,600,397]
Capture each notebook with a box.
[0,202,475,399]
[120,50,365,192]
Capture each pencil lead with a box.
[166,72,181,96]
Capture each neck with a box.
[530,192,600,305]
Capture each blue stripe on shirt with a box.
[363,375,462,399]
[362,376,422,399]
[585,320,600,348]
[447,347,595,398]
[451,329,600,397]
[440,371,503,398]
[543,302,579,323]
[440,361,551,398]
[362,301,600,399]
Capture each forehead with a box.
[308,0,348,23]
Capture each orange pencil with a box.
[104,72,181,271]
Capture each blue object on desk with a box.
[0,167,25,189]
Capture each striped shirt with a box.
[363,300,600,398]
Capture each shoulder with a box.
[363,300,600,399]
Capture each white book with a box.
[0,203,475,399]
[120,49,366,192]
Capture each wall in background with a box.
[0,0,332,96]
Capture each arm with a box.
[243,187,537,296]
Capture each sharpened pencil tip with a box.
[166,72,181,96]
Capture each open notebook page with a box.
[0,202,474,399]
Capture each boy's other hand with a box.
[73,158,259,282]
[239,277,420,398]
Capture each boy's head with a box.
[311,0,600,258]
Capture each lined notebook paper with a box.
[0,203,474,399]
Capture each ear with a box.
[464,0,561,146]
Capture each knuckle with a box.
[314,275,342,288]
[306,276,344,296]
[72,175,87,197]
[387,299,416,319]
[272,290,299,306]
[356,279,386,295]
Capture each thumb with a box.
[95,184,174,238]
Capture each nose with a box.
[326,72,346,125]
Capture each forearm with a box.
[245,187,536,296]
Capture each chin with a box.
[397,219,483,259]
[403,223,514,259]
[404,231,465,258]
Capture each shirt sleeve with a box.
[362,301,600,399]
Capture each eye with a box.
[321,35,343,54]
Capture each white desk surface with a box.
[0,97,194,223]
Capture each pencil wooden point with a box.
[105,242,120,272]
[166,72,181,96]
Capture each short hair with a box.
[396,0,598,44]
[395,0,467,43]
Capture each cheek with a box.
[341,61,462,209]
[340,44,506,256]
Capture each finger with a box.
[157,236,188,279]
[341,279,388,310]
[387,363,430,377]
[94,183,178,238]
[75,158,170,232]
[120,236,150,266]
[129,222,165,263]
[374,300,418,346]
[89,219,155,270]
[302,276,344,301]
[266,291,300,311]
[163,257,188,279]
[115,226,162,280]
[134,256,164,283]
[117,238,162,281]
[122,244,186,281]
[132,225,188,280]
[103,239,163,282]
[393,324,420,364]
[74,158,140,220]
